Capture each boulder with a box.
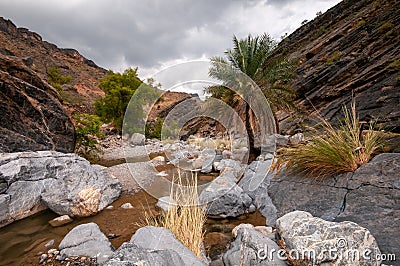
[199,172,252,218]
[129,133,145,146]
[239,160,277,226]
[276,211,381,265]
[0,55,75,153]
[59,222,114,264]
[156,196,176,212]
[215,159,244,180]
[222,224,286,266]
[130,226,205,266]
[0,151,121,227]
[105,162,156,195]
[105,242,185,266]
[268,153,400,261]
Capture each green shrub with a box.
[75,113,103,159]
[314,26,327,38]
[326,51,343,65]
[47,66,72,94]
[272,102,385,178]
[145,117,163,139]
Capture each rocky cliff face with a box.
[274,0,400,133]
[0,17,107,115]
[0,54,75,152]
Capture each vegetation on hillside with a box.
[272,102,385,178]
[47,66,72,95]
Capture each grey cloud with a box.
[0,0,341,74]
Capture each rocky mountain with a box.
[0,17,107,115]
[0,54,75,153]
[274,0,400,134]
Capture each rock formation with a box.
[0,54,75,152]
[273,0,400,133]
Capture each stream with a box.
[0,157,266,265]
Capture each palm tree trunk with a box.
[244,103,260,162]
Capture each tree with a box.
[207,34,297,150]
[94,67,142,129]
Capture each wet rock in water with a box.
[239,160,277,226]
[120,203,134,209]
[44,239,55,248]
[49,215,73,227]
[0,151,122,227]
[222,224,286,266]
[129,226,206,265]
[199,172,252,218]
[276,211,381,265]
[105,162,156,195]
[59,222,115,264]
[105,242,185,266]
[129,133,145,146]
[39,253,48,264]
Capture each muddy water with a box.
[0,156,266,265]
[0,191,266,266]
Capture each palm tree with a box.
[207,33,297,152]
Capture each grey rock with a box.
[216,159,244,180]
[156,196,176,212]
[104,242,185,266]
[105,162,156,196]
[39,253,48,264]
[239,160,277,226]
[268,153,400,262]
[0,151,122,227]
[276,211,381,265]
[130,226,205,266]
[59,222,114,264]
[231,147,249,162]
[199,172,252,218]
[129,133,145,146]
[289,133,305,145]
[222,224,286,266]
[222,150,233,159]
[120,203,133,209]
[201,155,215,174]
[45,239,55,248]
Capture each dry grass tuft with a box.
[272,102,385,178]
[143,171,207,258]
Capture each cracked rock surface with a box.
[277,211,381,265]
[59,222,115,264]
[269,153,400,263]
[0,151,122,227]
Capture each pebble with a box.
[120,202,134,209]
[44,239,55,248]
[48,248,59,255]
[106,205,114,210]
[39,253,48,264]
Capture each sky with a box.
[0,0,341,81]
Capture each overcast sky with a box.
[0,0,341,79]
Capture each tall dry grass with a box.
[272,102,384,178]
[143,171,207,258]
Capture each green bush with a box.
[326,51,343,65]
[75,113,103,158]
[47,66,72,94]
[94,68,142,129]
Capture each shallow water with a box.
[0,189,265,265]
